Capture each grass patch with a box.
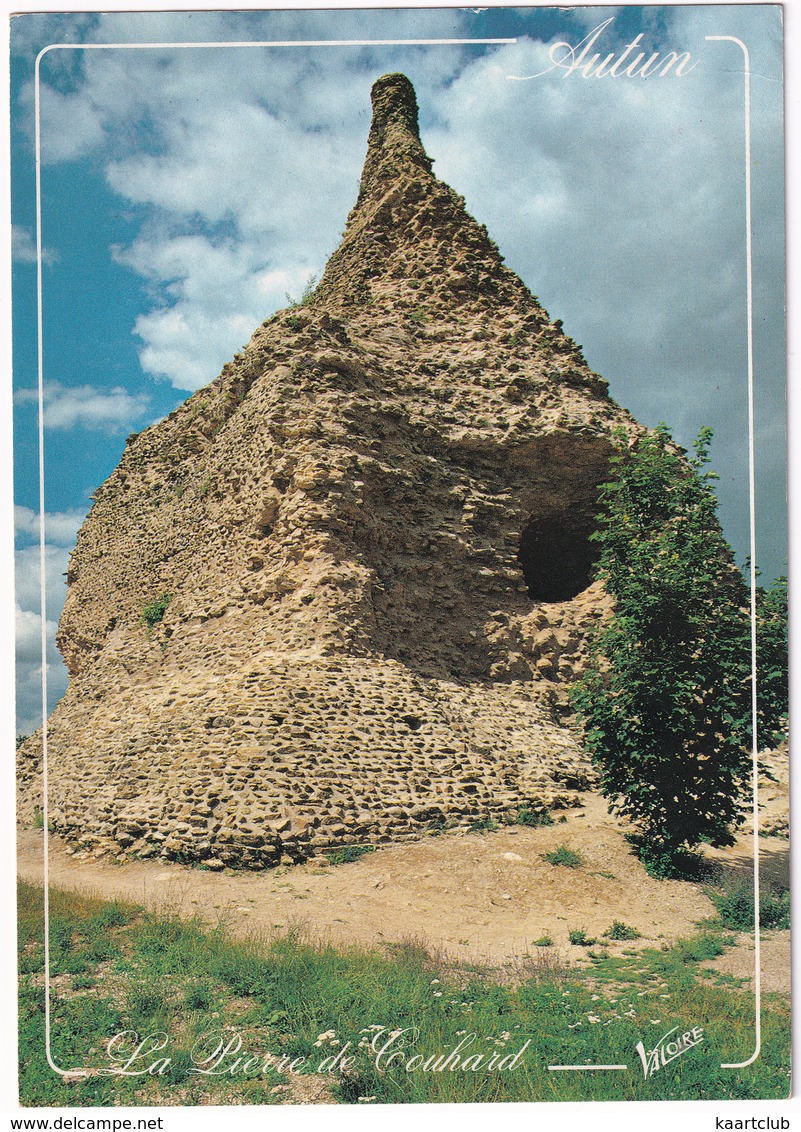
[17,881,790,1106]
[542,845,584,869]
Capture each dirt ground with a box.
[16,789,790,994]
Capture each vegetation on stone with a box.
[513,807,554,828]
[285,273,318,310]
[141,593,172,628]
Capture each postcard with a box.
[8,4,790,1122]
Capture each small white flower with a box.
[433,991,443,997]
[430,979,440,985]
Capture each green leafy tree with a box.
[571,425,759,874]
[755,573,788,744]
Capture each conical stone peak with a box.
[358,72,433,200]
[370,73,422,142]
[318,72,533,319]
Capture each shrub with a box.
[542,846,583,869]
[568,928,595,946]
[755,574,788,744]
[571,426,764,867]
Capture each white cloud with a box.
[15,380,149,431]
[114,235,322,388]
[15,544,72,735]
[15,543,70,622]
[14,506,86,546]
[15,605,69,737]
[11,225,59,266]
[31,21,472,391]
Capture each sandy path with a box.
[20,793,786,974]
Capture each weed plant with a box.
[542,846,584,869]
[568,928,596,946]
[604,921,641,941]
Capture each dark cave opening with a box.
[518,512,599,602]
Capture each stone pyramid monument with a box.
[19,74,643,867]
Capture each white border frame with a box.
[29,19,767,1083]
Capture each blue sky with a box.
[10,6,786,734]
